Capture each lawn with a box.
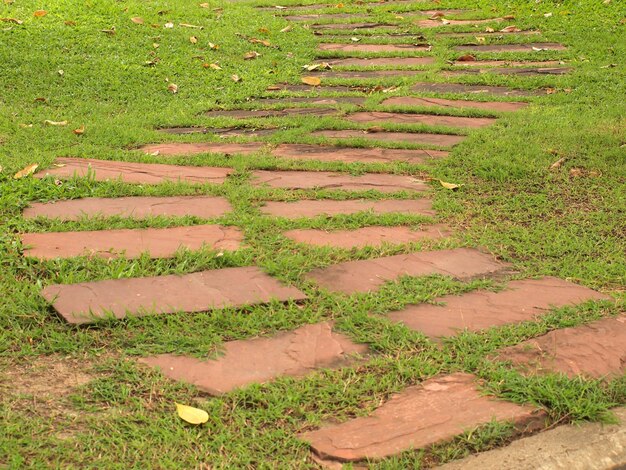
[0,0,624,468]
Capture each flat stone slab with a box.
[407,9,469,16]
[35,158,232,185]
[23,196,232,221]
[317,43,430,53]
[272,143,448,163]
[306,248,509,294]
[387,277,610,338]
[157,127,277,137]
[41,266,307,324]
[251,170,428,193]
[453,60,561,68]
[345,111,496,128]
[382,96,528,112]
[140,322,367,395]
[438,407,626,470]
[266,83,372,93]
[411,82,545,97]
[254,96,367,106]
[261,198,435,219]
[299,373,544,463]
[496,316,625,379]
[309,70,423,79]
[325,57,435,67]
[21,225,243,260]
[445,67,572,76]
[284,225,449,248]
[416,18,504,28]
[455,42,566,52]
[204,108,337,118]
[285,13,369,21]
[140,142,265,156]
[436,30,540,37]
[313,23,397,30]
[312,129,466,147]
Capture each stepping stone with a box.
[272,143,448,163]
[23,196,231,221]
[445,67,572,76]
[261,198,435,219]
[254,96,367,106]
[299,373,544,464]
[455,42,566,52]
[386,277,610,338]
[157,127,277,137]
[325,56,435,67]
[305,248,509,294]
[317,43,430,52]
[345,111,496,128]
[260,0,416,11]
[204,108,337,118]
[436,30,540,37]
[34,158,232,185]
[407,9,469,16]
[41,266,307,325]
[140,322,367,395]
[317,33,426,39]
[313,23,397,30]
[411,82,545,97]
[496,315,626,379]
[21,225,244,260]
[140,142,265,156]
[453,59,561,67]
[284,224,449,248]
[416,18,504,28]
[308,70,423,79]
[285,13,369,21]
[251,170,428,193]
[267,83,373,93]
[382,96,528,112]
[312,129,466,147]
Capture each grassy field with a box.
[1,0,625,467]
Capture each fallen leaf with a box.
[73,125,85,135]
[34,97,48,103]
[549,156,566,169]
[266,85,282,90]
[350,36,360,42]
[280,25,292,32]
[54,179,63,186]
[258,27,269,33]
[168,83,178,93]
[503,15,515,20]
[33,10,47,17]
[250,38,271,46]
[19,123,33,128]
[500,25,521,32]
[164,22,174,28]
[244,51,260,60]
[204,62,222,70]
[13,163,39,179]
[44,120,68,126]
[475,36,486,43]
[0,18,23,24]
[569,168,583,177]
[301,76,321,86]
[153,42,159,48]
[200,2,209,7]
[394,15,404,19]
[101,27,116,35]
[457,54,476,62]
[365,126,385,133]
[275,5,287,9]
[429,12,445,19]
[335,3,344,7]
[484,27,495,32]
[131,17,144,24]
[180,23,203,29]
[58,69,64,76]
[64,20,77,26]
[544,12,553,18]
[175,403,209,425]
[439,180,462,190]
[231,74,241,82]
[190,35,198,44]
[441,18,450,24]
[208,42,219,50]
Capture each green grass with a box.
[1,0,625,467]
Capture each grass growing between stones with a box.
[1,0,625,467]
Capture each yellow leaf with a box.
[208,42,219,50]
[280,25,292,33]
[190,36,198,44]
[301,76,321,86]
[180,23,203,29]
[44,120,68,126]
[439,180,463,190]
[176,403,209,425]
[168,83,178,93]
[33,10,47,17]
[73,125,85,135]
[199,2,209,7]
[1,17,23,24]
[13,163,39,179]
[231,74,241,82]
[131,17,144,24]
[204,62,222,70]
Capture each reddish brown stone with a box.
[204,108,337,118]
[453,60,561,68]
[416,18,504,28]
[455,42,566,52]
[382,96,528,112]
[345,111,496,128]
[306,248,509,294]
[140,142,265,156]
[41,266,307,325]
[157,127,277,137]
[272,143,447,163]
[387,278,610,338]
[21,225,243,260]
[285,13,369,21]
[261,198,435,219]
[444,67,572,76]
[300,373,545,463]
[140,322,367,395]
[406,9,469,16]
[311,129,466,147]
[266,83,373,93]
[23,196,232,221]
[255,97,367,106]
[326,57,435,67]
[284,225,449,248]
[318,43,430,52]
[436,30,540,38]
[260,1,415,10]
[35,158,232,185]
[251,170,428,193]
[313,23,397,30]
[309,70,422,79]
[496,316,626,379]
[411,82,545,97]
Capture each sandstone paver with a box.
[306,248,510,294]
[312,129,466,147]
[285,13,369,21]
[41,266,307,324]
[386,277,610,338]
[204,107,338,118]
[266,83,372,93]
[34,157,232,185]
[140,322,367,395]
[23,196,232,221]
[272,143,447,163]
[312,23,396,30]
[299,373,544,463]
[382,96,527,112]
[436,30,540,38]
[325,57,435,67]
[254,96,367,105]
[416,18,504,28]
[455,42,566,52]
[453,59,561,67]
[21,225,243,260]
[445,67,572,76]
[157,127,276,137]
[411,82,545,96]
[308,70,424,79]
[317,43,430,52]
[140,142,265,156]
[345,111,496,128]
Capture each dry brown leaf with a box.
[73,125,85,135]
[101,27,116,35]
[301,76,321,86]
[503,15,515,20]
[0,18,23,24]
[549,156,566,169]
[13,163,39,179]
[500,25,521,33]
[231,74,241,82]
[168,83,178,93]
[569,168,583,177]
[266,85,282,90]
[204,62,222,70]
[33,10,47,17]
[244,51,260,60]
[19,123,33,128]
[484,27,495,32]
[208,42,219,50]
[34,97,48,103]
[280,25,292,32]
[250,38,271,47]
[44,120,67,126]
[457,54,476,62]
[180,23,203,29]
[258,27,269,33]
[190,36,198,44]
[65,20,77,26]
[131,17,144,24]
[439,180,462,190]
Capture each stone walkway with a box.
[24,1,623,468]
